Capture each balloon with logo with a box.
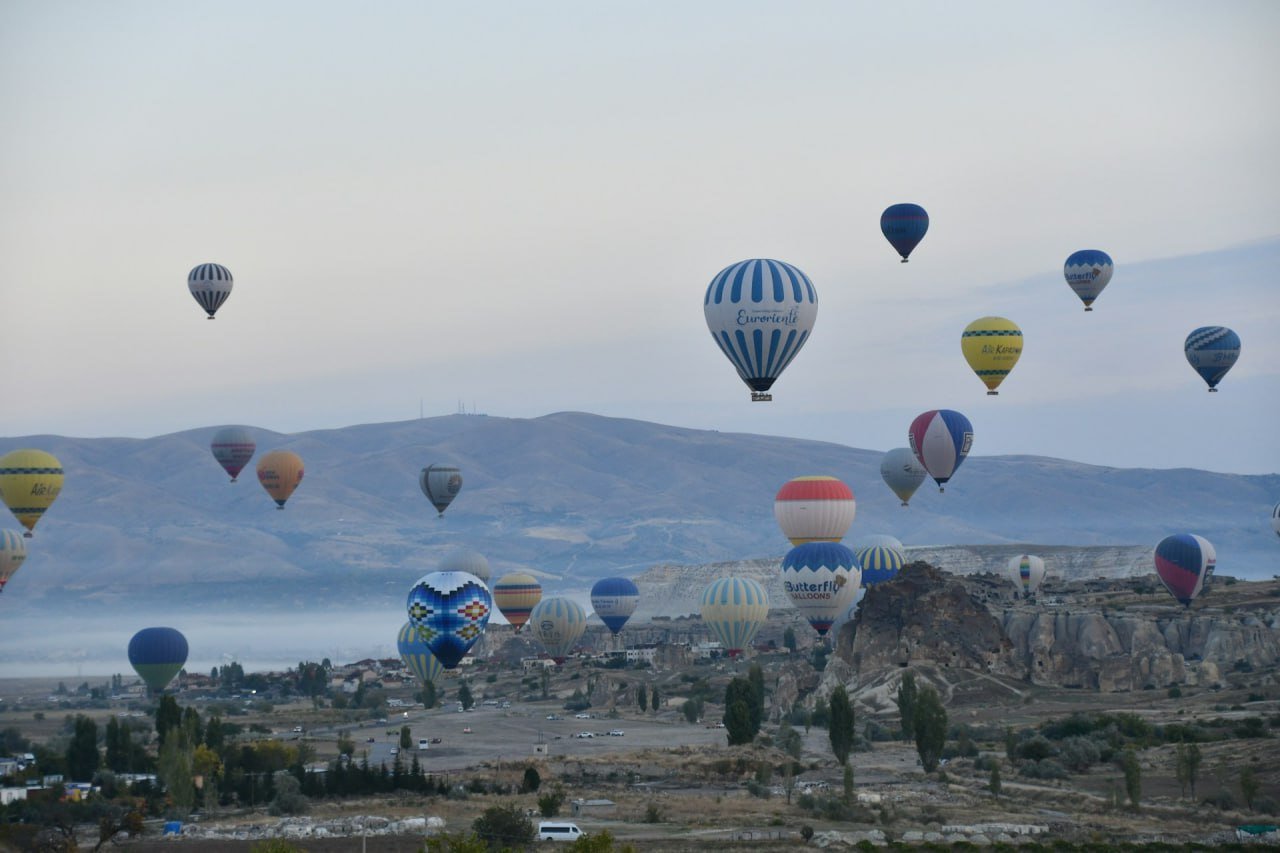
[420,464,463,517]
[590,577,640,636]
[782,542,862,638]
[406,571,492,668]
[774,476,856,545]
[699,577,769,657]
[0,450,64,537]
[128,627,189,693]
[397,621,445,685]
[880,203,929,262]
[854,534,905,587]
[880,448,927,507]
[703,258,818,401]
[1063,250,1113,311]
[440,549,490,585]
[908,409,973,492]
[188,263,233,319]
[1154,534,1215,607]
[257,450,304,509]
[1184,327,1241,392]
[0,531,27,593]
[1007,554,1046,597]
[493,573,542,632]
[961,317,1023,395]
[210,427,255,483]
[528,597,588,664]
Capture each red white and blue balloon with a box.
[1184,327,1240,392]
[1153,534,1215,607]
[406,571,491,669]
[781,542,862,637]
[908,409,974,492]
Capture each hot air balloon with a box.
[855,540,904,587]
[420,465,463,517]
[699,577,769,657]
[397,621,445,685]
[1154,534,1215,607]
[188,263,233,319]
[781,542,862,638]
[0,530,27,593]
[1184,327,1241,392]
[406,571,492,668]
[128,627,189,693]
[774,476,856,545]
[0,449,64,537]
[440,549,490,584]
[257,450,304,509]
[880,448,927,507]
[703,258,818,402]
[528,597,588,663]
[1273,502,1280,540]
[1063,250,1113,311]
[1007,554,1046,597]
[961,317,1023,395]
[881,203,929,262]
[908,410,973,492]
[493,573,542,632]
[591,577,640,636]
[210,427,255,482]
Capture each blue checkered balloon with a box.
[406,571,492,669]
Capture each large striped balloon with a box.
[528,597,588,663]
[880,203,929,262]
[1063,250,1113,311]
[908,410,974,492]
[855,543,904,587]
[1184,327,1240,392]
[440,549,490,584]
[781,542,861,637]
[1154,534,1215,607]
[1007,554,1046,597]
[590,577,640,636]
[699,577,769,656]
[0,449,64,536]
[128,627,188,693]
[703,259,818,401]
[493,573,542,632]
[407,571,492,668]
[880,448,927,507]
[397,622,445,685]
[0,530,27,593]
[188,263,233,319]
[211,427,255,482]
[774,476,856,545]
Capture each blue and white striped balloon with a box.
[188,263,233,319]
[1063,250,1113,311]
[699,576,769,656]
[703,259,818,401]
[1184,326,1240,392]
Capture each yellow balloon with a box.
[0,450,64,536]
[961,316,1023,394]
[256,450,304,509]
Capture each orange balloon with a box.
[256,450,304,509]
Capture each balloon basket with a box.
[901,501,909,507]
[987,391,998,396]
[23,532,32,538]
[750,392,773,402]
[1084,307,1093,312]
[1208,388,1218,393]
[900,259,908,264]
[207,316,215,320]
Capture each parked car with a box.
[537,821,583,842]
[462,727,473,734]
[574,713,591,719]
[389,747,399,755]
[291,726,304,733]
[575,731,594,739]
[418,739,430,751]
[429,737,442,744]
[546,714,562,721]
[608,729,625,737]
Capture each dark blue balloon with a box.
[127,627,189,693]
[590,577,639,635]
[1184,327,1241,391]
[881,203,929,262]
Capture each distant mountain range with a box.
[0,412,1275,612]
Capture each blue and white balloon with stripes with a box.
[699,576,769,656]
[1063,250,1113,311]
[590,577,640,636]
[188,263,234,319]
[703,259,818,401]
[1184,326,1240,392]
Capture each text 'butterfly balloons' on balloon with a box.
[406,571,492,669]
[781,542,862,638]
[1063,250,1113,311]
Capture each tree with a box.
[896,672,918,741]
[1186,742,1202,799]
[1120,749,1141,811]
[400,726,412,750]
[747,664,765,729]
[912,686,946,773]
[681,699,701,724]
[473,805,535,849]
[650,686,660,713]
[1241,766,1259,811]
[268,770,309,816]
[420,681,437,709]
[158,728,195,814]
[155,695,181,745]
[783,627,797,653]
[66,715,100,781]
[538,786,565,817]
[521,766,541,793]
[989,760,1002,797]
[776,720,803,760]
[842,764,854,806]
[458,681,474,711]
[1175,742,1190,798]
[637,684,648,713]
[724,678,760,745]
[105,717,131,772]
[828,686,855,766]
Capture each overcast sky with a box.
[2,1,1277,475]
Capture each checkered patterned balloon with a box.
[406,571,492,669]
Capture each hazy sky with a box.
[2,1,1277,474]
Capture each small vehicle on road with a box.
[574,713,591,719]
[462,726,473,734]
[608,729,625,736]
[574,731,593,739]
[537,821,583,842]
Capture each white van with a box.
[536,821,583,842]
[417,738,430,751]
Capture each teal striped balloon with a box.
[699,577,769,656]
[397,622,444,685]
[855,545,904,586]
[529,597,588,662]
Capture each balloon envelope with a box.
[1154,534,1215,607]
[128,627,189,693]
[211,427,255,482]
[880,448,927,506]
[1007,554,1046,597]
[406,571,492,668]
[493,573,542,632]
[880,203,929,261]
[1184,327,1241,391]
[699,577,769,656]
[908,410,973,491]
[1273,502,1280,540]
[782,542,862,637]
[855,543,904,587]
[0,449,64,536]
[0,530,27,592]
[528,597,588,662]
[397,622,445,685]
[590,577,640,636]
[774,476,856,545]
[257,450,304,509]
[703,259,818,400]
[188,263,233,319]
[420,465,463,516]
[440,549,490,584]
[961,317,1023,394]
[1063,250,1113,310]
